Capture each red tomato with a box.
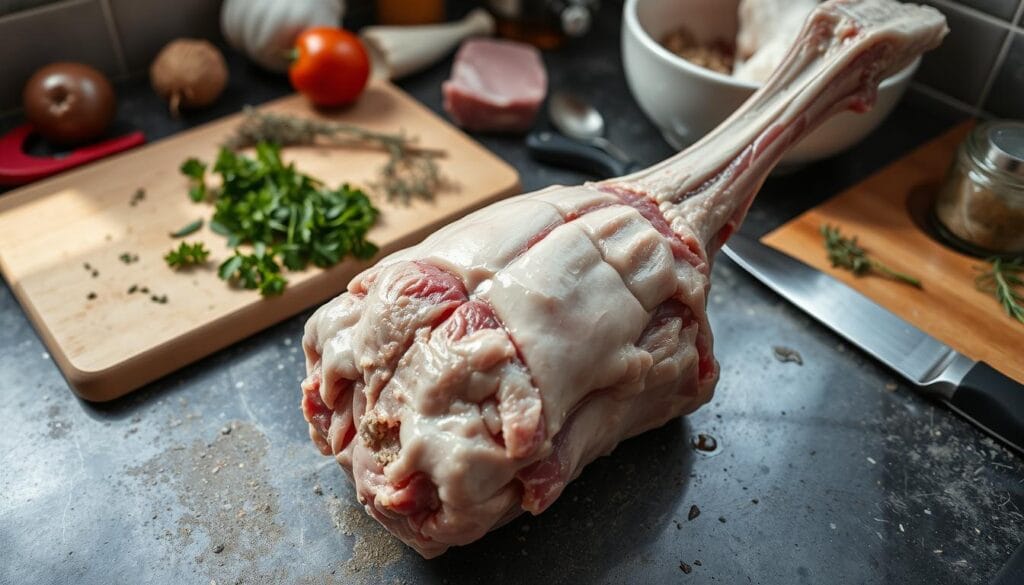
[289,27,370,107]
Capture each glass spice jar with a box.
[933,121,1024,256]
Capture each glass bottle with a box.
[933,121,1024,256]
[487,0,599,49]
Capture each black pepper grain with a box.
[688,505,701,521]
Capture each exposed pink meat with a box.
[442,38,547,133]
[300,0,947,559]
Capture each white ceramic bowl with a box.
[621,0,919,165]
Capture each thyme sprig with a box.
[975,257,1024,324]
[225,107,444,203]
[821,224,922,288]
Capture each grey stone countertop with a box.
[1,4,1022,585]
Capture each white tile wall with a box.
[0,0,222,112]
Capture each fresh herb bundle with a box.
[165,241,210,268]
[821,224,922,288]
[177,142,379,296]
[975,257,1024,324]
[225,108,444,203]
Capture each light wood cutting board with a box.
[763,122,1024,384]
[0,81,520,401]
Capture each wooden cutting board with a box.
[763,122,1024,384]
[0,81,520,401]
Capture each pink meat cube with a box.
[442,38,548,133]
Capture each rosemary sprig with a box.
[975,257,1024,324]
[820,224,922,288]
[225,107,444,203]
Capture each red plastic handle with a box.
[0,124,145,186]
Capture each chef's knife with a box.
[723,232,1024,456]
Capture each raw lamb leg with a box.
[300,0,946,558]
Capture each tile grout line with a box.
[909,81,984,119]
[0,0,89,24]
[974,1,1024,110]
[98,0,129,78]
[929,0,1024,33]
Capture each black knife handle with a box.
[949,362,1024,455]
[526,131,639,178]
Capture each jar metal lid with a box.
[983,121,1024,177]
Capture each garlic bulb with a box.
[221,0,345,73]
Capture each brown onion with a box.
[22,62,116,145]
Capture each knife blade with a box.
[723,232,1024,455]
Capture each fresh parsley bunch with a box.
[218,242,287,297]
[179,142,379,296]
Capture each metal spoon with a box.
[547,91,634,165]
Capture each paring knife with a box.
[723,232,1024,455]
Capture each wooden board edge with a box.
[757,121,1024,385]
[0,79,523,400]
[0,91,296,212]
[44,178,521,402]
